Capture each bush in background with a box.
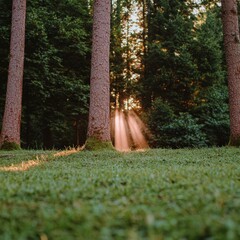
[194,84,230,146]
[148,98,207,148]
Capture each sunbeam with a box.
[127,111,149,149]
[113,109,149,152]
[114,110,131,151]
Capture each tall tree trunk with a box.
[0,0,26,149]
[221,0,240,146]
[141,0,153,110]
[85,0,112,149]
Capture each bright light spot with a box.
[123,97,141,111]
[127,111,149,149]
[113,109,149,152]
[114,110,131,152]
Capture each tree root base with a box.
[84,137,114,151]
[0,141,21,151]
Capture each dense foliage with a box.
[0,0,230,149]
[0,0,91,149]
[140,2,229,148]
[194,84,230,146]
[148,98,208,148]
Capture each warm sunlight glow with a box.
[127,111,149,149]
[53,147,81,157]
[113,108,149,152]
[0,159,41,172]
[123,97,141,111]
[114,110,131,152]
[0,148,81,172]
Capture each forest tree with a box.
[85,0,113,149]
[0,0,26,149]
[221,0,240,146]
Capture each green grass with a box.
[0,148,240,240]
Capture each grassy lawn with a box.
[0,148,240,240]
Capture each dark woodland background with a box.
[0,0,234,149]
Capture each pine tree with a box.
[85,0,113,150]
[0,0,26,149]
[221,0,240,146]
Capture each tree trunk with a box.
[221,0,240,146]
[0,0,26,149]
[85,0,112,149]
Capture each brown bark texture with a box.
[87,0,111,141]
[221,0,240,145]
[0,0,26,147]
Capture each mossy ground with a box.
[0,141,21,150]
[84,137,114,151]
[0,147,240,239]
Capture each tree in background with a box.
[192,8,229,146]
[0,1,11,131]
[0,0,26,149]
[143,1,229,148]
[23,0,91,149]
[0,0,91,149]
[85,0,113,150]
[141,0,201,111]
[110,0,143,110]
[221,0,240,146]
[110,0,126,109]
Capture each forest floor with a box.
[0,147,240,240]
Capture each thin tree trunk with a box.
[141,0,152,110]
[221,0,240,145]
[86,0,112,148]
[0,0,26,149]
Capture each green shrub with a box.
[160,112,207,148]
[148,98,207,148]
[148,98,174,147]
[194,84,230,146]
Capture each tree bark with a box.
[221,0,240,145]
[0,0,26,149]
[86,0,112,145]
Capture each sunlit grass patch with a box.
[0,159,41,172]
[53,146,83,157]
[0,147,82,172]
[0,150,51,166]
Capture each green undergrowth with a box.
[0,147,240,239]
